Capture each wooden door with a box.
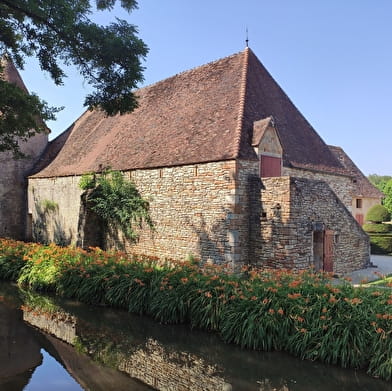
[355,214,364,226]
[323,230,334,272]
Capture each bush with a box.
[366,205,390,223]
[363,223,392,234]
[369,234,392,255]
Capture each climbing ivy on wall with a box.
[79,170,153,241]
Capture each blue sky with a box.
[19,1,392,175]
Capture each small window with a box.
[356,199,362,209]
[260,155,281,178]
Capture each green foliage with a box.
[362,223,392,234]
[368,234,392,255]
[382,179,392,216]
[41,199,58,213]
[79,173,96,190]
[0,239,34,281]
[368,174,392,191]
[0,0,147,156]
[1,238,392,381]
[0,73,60,156]
[368,175,392,217]
[365,204,391,223]
[80,170,153,241]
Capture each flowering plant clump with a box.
[0,238,391,381]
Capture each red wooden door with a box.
[260,155,281,177]
[355,214,364,226]
[323,230,334,272]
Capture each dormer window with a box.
[252,116,283,178]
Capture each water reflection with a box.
[0,283,151,391]
[0,282,390,391]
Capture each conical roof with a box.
[31,48,347,178]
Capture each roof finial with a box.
[245,27,249,48]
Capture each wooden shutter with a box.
[323,230,334,272]
[260,155,281,178]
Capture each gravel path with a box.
[344,255,392,284]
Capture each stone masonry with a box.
[0,133,47,240]
[251,176,369,273]
[28,160,369,273]
[283,167,354,211]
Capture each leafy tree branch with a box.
[0,0,147,155]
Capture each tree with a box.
[368,174,392,218]
[382,179,392,217]
[368,174,392,193]
[0,0,148,156]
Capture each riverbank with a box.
[0,238,391,381]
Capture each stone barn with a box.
[1,48,380,273]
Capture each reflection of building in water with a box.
[23,306,77,344]
[23,306,231,391]
[0,304,42,389]
[22,301,391,391]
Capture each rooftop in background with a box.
[328,146,383,199]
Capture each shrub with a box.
[363,223,392,234]
[369,234,392,255]
[41,199,58,213]
[366,205,390,223]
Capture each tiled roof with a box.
[31,48,349,178]
[328,146,384,199]
[242,50,347,175]
[251,116,274,147]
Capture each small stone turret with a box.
[0,58,49,240]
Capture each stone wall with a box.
[252,177,369,273]
[28,175,82,245]
[28,162,369,272]
[121,161,239,265]
[0,133,47,240]
[283,167,354,211]
[28,161,244,265]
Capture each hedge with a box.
[369,233,392,255]
[363,223,392,234]
[366,205,391,223]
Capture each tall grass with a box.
[0,238,391,381]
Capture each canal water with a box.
[0,281,390,391]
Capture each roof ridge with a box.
[233,47,249,157]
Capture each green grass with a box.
[368,274,392,288]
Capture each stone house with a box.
[1,48,381,273]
